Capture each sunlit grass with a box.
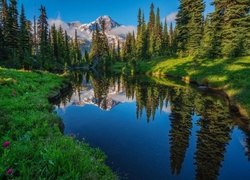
[134,56,250,119]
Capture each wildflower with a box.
[12,91,16,96]
[6,169,13,175]
[70,133,75,137]
[3,141,10,147]
[13,79,17,84]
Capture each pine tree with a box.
[176,0,205,56]
[6,0,19,67]
[198,15,216,58]
[137,8,142,37]
[186,0,205,56]
[57,25,66,64]
[162,19,170,56]
[169,22,174,54]
[171,26,178,55]
[90,24,101,61]
[136,11,150,60]
[19,4,32,68]
[148,3,156,56]
[220,0,250,56]
[148,3,155,35]
[37,5,49,68]
[51,24,58,63]
[64,30,71,66]
[123,32,133,61]
[154,7,163,56]
[33,15,38,56]
[136,9,143,60]
[73,29,82,66]
[175,0,189,56]
[100,20,109,58]
[47,29,54,70]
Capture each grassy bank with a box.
[0,68,117,179]
[112,56,250,119]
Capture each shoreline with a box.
[150,72,248,121]
[0,68,117,179]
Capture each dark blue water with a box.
[56,74,250,180]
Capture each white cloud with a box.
[48,16,90,40]
[162,12,177,22]
[110,25,137,37]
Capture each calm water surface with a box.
[55,72,250,180]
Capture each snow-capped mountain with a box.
[79,15,120,34]
[66,15,134,52]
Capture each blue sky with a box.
[17,0,214,26]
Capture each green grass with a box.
[111,56,250,118]
[134,56,250,119]
[0,68,117,179]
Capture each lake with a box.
[55,71,250,180]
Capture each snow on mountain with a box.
[79,15,120,35]
[66,15,136,52]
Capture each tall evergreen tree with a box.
[220,0,250,56]
[175,0,189,56]
[6,0,19,67]
[136,9,143,60]
[137,8,142,37]
[186,0,205,56]
[100,20,109,58]
[37,5,49,68]
[198,15,216,58]
[169,22,174,54]
[51,23,58,63]
[90,24,101,61]
[176,0,205,56]
[162,19,170,56]
[73,29,82,65]
[57,25,66,64]
[154,7,163,56]
[64,30,71,66]
[148,3,156,56]
[33,15,38,56]
[19,4,32,68]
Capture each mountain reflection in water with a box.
[55,71,250,180]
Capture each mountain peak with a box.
[78,15,120,35]
[94,15,120,29]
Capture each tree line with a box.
[89,0,249,71]
[113,0,250,65]
[0,0,82,70]
[1,0,249,71]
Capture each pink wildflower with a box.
[12,91,16,96]
[6,169,13,175]
[70,133,75,137]
[3,141,10,147]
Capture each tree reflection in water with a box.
[56,70,250,179]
